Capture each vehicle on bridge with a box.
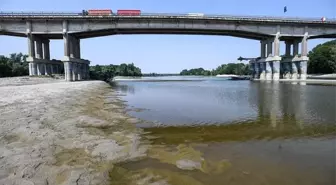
[79,9,141,16]
[187,13,204,17]
[117,10,141,16]
[79,9,112,16]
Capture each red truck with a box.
[87,9,113,16]
[117,10,141,16]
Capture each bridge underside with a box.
[71,29,269,40]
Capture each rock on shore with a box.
[0,77,147,185]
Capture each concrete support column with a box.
[283,41,292,79]
[254,62,260,79]
[41,63,46,75]
[35,38,43,59]
[37,63,42,75]
[299,33,309,80]
[82,64,86,80]
[64,63,68,80]
[64,62,73,81]
[266,40,273,57]
[69,36,76,58]
[77,63,82,80]
[49,64,52,75]
[28,63,32,76]
[272,34,281,81]
[272,61,280,80]
[285,41,291,56]
[43,63,48,75]
[26,21,35,58]
[63,34,70,60]
[291,40,300,80]
[300,61,308,80]
[76,39,81,58]
[70,37,80,59]
[293,41,299,57]
[32,63,37,76]
[51,64,54,74]
[301,33,308,57]
[86,64,90,79]
[42,39,50,60]
[259,40,267,80]
[63,20,70,61]
[72,63,78,81]
[249,60,255,79]
[265,40,273,80]
[26,21,37,76]
[27,34,35,59]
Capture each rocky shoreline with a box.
[0,77,147,185]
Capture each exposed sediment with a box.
[0,77,147,185]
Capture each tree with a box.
[0,53,29,77]
[180,68,212,76]
[308,40,336,74]
[180,63,250,76]
[89,63,142,81]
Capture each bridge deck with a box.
[0,12,336,24]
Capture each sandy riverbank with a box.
[0,77,147,185]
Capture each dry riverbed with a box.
[0,77,148,185]
[0,76,239,185]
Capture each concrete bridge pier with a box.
[266,33,282,81]
[291,40,300,80]
[298,33,309,80]
[254,61,260,79]
[62,21,90,82]
[249,60,256,79]
[27,37,62,76]
[258,40,267,80]
[26,28,63,76]
[265,40,273,80]
[281,41,293,79]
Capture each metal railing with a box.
[0,11,335,23]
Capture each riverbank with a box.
[0,77,147,185]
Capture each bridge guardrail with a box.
[0,11,335,23]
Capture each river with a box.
[110,76,336,185]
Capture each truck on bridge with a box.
[80,9,141,16]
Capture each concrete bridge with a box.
[1,12,336,81]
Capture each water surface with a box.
[111,76,336,185]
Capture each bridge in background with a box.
[1,12,336,81]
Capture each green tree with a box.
[308,40,336,74]
[89,63,142,81]
[180,63,250,76]
[180,68,212,76]
[0,53,29,77]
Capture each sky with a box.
[0,0,335,73]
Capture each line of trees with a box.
[89,63,142,81]
[0,53,29,77]
[180,63,249,76]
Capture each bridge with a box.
[1,12,336,81]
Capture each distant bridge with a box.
[0,12,336,81]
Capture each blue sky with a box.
[0,0,335,73]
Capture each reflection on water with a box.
[115,77,335,126]
[111,77,336,185]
